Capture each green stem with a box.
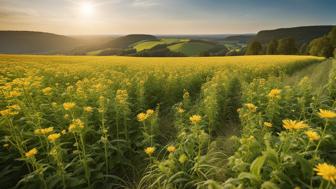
[123,110,128,140]
[315,120,328,153]
[79,133,91,188]
[101,112,109,176]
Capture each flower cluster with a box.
[63,102,76,110]
[47,133,61,142]
[25,148,38,158]
[34,127,54,135]
[68,119,84,132]
[115,89,128,104]
[137,109,155,122]
[245,103,257,112]
[268,88,281,98]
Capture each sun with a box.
[80,2,94,16]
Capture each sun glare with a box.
[80,2,94,16]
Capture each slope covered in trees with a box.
[0,31,82,54]
[251,26,333,44]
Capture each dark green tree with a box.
[276,38,298,54]
[308,36,333,57]
[299,43,309,55]
[266,39,278,54]
[245,41,263,55]
[327,26,336,46]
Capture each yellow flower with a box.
[282,119,308,130]
[167,145,176,153]
[49,147,58,156]
[6,90,21,98]
[34,127,54,135]
[48,133,61,142]
[146,109,155,117]
[61,130,66,135]
[7,104,20,111]
[268,88,281,98]
[183,91,190,99]
[84,106,93,113]
[25,148,38,158]
[305,130,320,141]
[68,119,85,132]
[178,154,188,164]
[99,96,105,101]
[190,115,202,124]
[318,109,336,119]
[144,147,155,156]
[3,143,9,148]
[137,113,147,122]
[0,109,18,116]
[63,102,76,110]
[98,108,105,113]
[263,122,273,128]
[314,163,336,184]
[177,107,185,113]
[64,114,69,120]
[245,103,257,112]
[42,87,52,95]
[115,89,128,104]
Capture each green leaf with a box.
[238,172,259,182]
[250,155,267,178]
[261,181,280,189]
[295,155,312,179]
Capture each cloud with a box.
[0,6,38,19]
[132,0,160,7]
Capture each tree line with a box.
[246,26,336,57]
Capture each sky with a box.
[0,0,335,35]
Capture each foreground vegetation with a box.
[1,55,335,189]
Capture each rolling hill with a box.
[251,25,334,44]
[101,34,157,49]
[167,40,220,56]
[0,31,82,54]
[222,34,255,43]
[133,38,184,52]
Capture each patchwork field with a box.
[1,55,336,189]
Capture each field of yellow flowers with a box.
[1,54,335,189]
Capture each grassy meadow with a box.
[1,54,336,189]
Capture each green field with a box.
[2,54,336,189]
[133,38,187,52]
[168,41,215,56]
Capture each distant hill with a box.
[251,25,334,44]
[157,34,231,40]
[0,31,81,54]
[101,34,157,49]
[133,38,184,52]
[223,34,255,43]
[168,40,223,56]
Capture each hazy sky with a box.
[0,0,335,35]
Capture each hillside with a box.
[133,38,184,52]
[0,31,81,54]
[223,34,255,43]
[251,25,334,44]
[101,34,157,49]
[167,40,220,56]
